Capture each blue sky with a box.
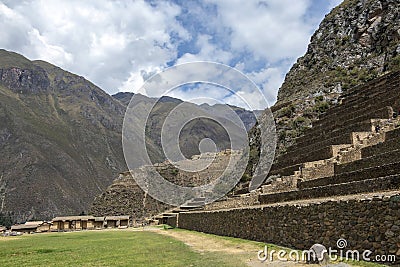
[0,0,343,109]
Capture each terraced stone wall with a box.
[177,194,400,264]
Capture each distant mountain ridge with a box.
[112,92,260,132]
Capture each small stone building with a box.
[93,217,105,229]
[10,221,51,234]
[51,215,130,231]
[11,224,37,233]
[51,216,96,231]
[104,216,130,228]
[36,222,52,232]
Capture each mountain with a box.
[0,49,259,221]
[199,103,262,132]
[113,92,259,132]
[0,49,131,222]
[246,0,400,178]
[278,0,400,103]
[113,92,258,161]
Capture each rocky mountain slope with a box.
[0,50,258,221]
[0,50,129,222]
[278,0,399,103]
[246,0,399,179]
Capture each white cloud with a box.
[177,34,233,65]
[207,0,314,62]
[0,0,342,109]
[245,66,288,105]
[0,0,188,93]
[171,0,317,107]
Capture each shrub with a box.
[277,104,296,118]
[313,101,330,114]
[388,55,400,72]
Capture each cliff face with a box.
[245,0,400,178]
[274,0,400,152]
[278,0,400,103]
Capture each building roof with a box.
[105,216,130,220]
[52,216,95,221]
[11,224,38,230]
[94,217,105,222]
[0,226,6,231]
[24,221,44,226]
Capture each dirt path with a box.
[153,228,334,267]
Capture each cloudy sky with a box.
[0,0,342,109]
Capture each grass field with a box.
[0,228,390,267]
[0,229,247,267]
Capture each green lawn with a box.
[0,230,245,267]
[0,228,390,267]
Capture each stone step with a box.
[315,105,393,131]
[320,77,399,121]
[180,201,205,209]
[291,120,373,151]
[300,119,374,147]
[342,73,400,104]
[362,136,400,158]
[340,82,400,109]
[322,91,396,122]
[273,145,334,171]
[335,149,400,175]
[162,213,177,217]
[282,132,354,160]
[385,127,400,140]
[269,164,302,177]
[299,161,400,189]
[258,175,400,205]
[179,205,204,210]
[300,160,335,180]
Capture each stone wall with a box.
[203,193,259,211]
[335,149,400,174]
[259,175,400,204]
[302,160,334,180]
[299,163,400,189]
[166,215,177,228]
[178,194,400,264]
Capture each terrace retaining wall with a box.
[177,194,400,264]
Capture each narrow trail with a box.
[152,228,344,267]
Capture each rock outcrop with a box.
[278,0,400,103]
[246,0,400,178]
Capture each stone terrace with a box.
[160,71,400,264]
[269,71,399,179]
[258,70,400,203]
